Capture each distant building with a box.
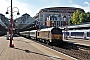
[14,13,36,29]
[14,13,30,24]
[0,13,9,26]
[33,7,85,27]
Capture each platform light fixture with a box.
[5,0,20,47]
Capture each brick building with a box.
[34,7,85,27]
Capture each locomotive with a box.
[19,27,63,46]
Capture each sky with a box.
[0,0,90,19]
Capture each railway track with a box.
[21,34,90,60]
[32,40,90,60]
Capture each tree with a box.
[72,10,81,24]
[68,18,73,25]
[79,13,86,23]
[71,11,90,24]
[85,12,90,22]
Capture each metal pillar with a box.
[66,12,68,40]
[10,0,14,47]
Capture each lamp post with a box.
[66,11,68,40]
[6,0,20,47]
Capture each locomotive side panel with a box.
[38,31,51,41]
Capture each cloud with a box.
[0,0,34,19]
[1,0,90,19]
[84,2,90,12]
[72,2,90,13]
[12,0,32,16]
[84,2,90,6]
[73,4,83,8]
[53,1,59,4]
[0,0,9,14]
[68,0,73,4]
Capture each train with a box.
[61,22,90,39]
[63,29,90,39]
[19,22,90,46]
[19,27,63,46]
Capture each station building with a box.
[33,7,85,27]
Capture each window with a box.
[40,14,43,17]
[45,14,49,17]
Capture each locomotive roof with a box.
[40,27,57,31]
[40,27,54,31]
[30,30,37,32]
[30,27,62,32]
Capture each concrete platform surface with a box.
[64,38,90,46]
[0,36,76,60]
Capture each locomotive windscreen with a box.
[51,28,62,34]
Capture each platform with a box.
[64,38,90,47]
[0,36,75,60]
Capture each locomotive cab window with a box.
[51,28,62,34]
